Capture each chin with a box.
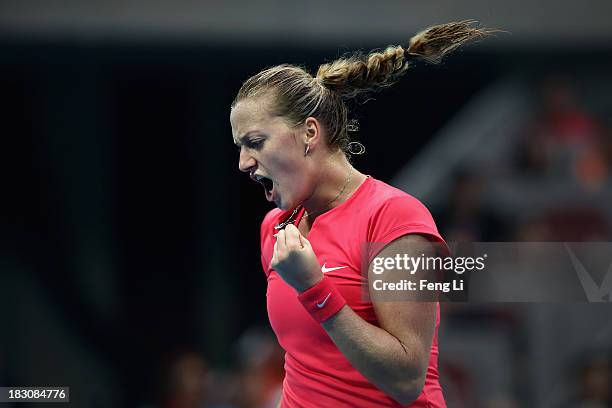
[276,201,290,211]
[275,196,296,212]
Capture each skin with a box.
[231,96,437,405]
[230,96,366,221]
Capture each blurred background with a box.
[1,1,612,407]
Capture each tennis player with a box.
[230,21,494,407]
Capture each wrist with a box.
[296,275,323,294]
[297,275,346,323]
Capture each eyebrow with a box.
[234,130,263,146]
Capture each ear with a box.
[303,116,323,151]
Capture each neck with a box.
[300,153,366,222]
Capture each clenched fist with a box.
[271,224,323,293]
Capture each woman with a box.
[230,21,494,407]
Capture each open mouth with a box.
[252,174,275,201]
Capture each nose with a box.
[238,147,256,173]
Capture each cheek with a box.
[267,153,300,178]
[278,161,307,187]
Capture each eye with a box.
[245,138,264,150]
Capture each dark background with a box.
[1,5,612,407]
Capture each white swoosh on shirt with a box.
[321,263,349,273]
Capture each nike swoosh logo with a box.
[316,292,332,308]
[321,263,349,273]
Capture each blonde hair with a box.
[232,20,498,155]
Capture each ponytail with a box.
[316,20,499,99]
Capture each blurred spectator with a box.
[572,142,609,191]
[139,333,282,408]
[232,328,284,408]
[141,350,211,408]
[515,76,607,190]
[562,351,612,408]
[163,351,209,408]
[538,76,600,146]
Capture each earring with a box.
[304,144,310,156]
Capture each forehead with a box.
[230,97,286,139]
[231,98,272,127]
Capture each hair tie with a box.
[313,76,326,89]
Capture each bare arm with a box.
[321,235,437,405]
